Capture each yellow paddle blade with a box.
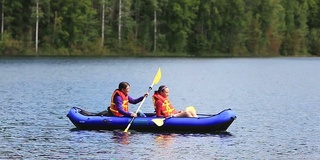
[152,68,162,85]
[124,118,134,132]
[186,106,196,113]
[124,126,129,132]
[152,118,165,126]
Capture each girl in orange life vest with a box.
[152,85,198,118]
[110,82,148,117]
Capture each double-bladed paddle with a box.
[123,68,162,132]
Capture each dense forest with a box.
[0,0,319,57]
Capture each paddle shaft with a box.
[134,87,152,114]
[124,87,152,132]
[123,68,161,132]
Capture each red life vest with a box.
[110,89,129,117]
[152,93,176,117]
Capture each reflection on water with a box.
[111,130,131,145]
[154,133,175,148]
[212,131,233,138]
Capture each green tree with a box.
[245,0,285,56]
[188,0,215,56]
[0,0,33,55]
[50,0,98,55]
[220,0,248,55]
[306,0,320,56]
[128,0,154,54]
[281,0,309,56]
[162,0,199,53]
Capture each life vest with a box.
[110,89,129,117]
[152,93,176,117]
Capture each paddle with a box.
[123,68,162,132]
[152,117,170,127]
[151,106,197,127]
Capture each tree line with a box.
[0,0,319,57]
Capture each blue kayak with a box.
[67,107,236,133]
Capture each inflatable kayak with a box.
[67,107,236,133]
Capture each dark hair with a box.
[155,85,167,94]
[118,82,130,90]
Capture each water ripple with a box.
[1,57,320,159]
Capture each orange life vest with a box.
[110,89,129,117]
[152,93,176,117]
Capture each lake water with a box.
[0,57,319,159]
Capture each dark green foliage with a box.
[0,0,319,56]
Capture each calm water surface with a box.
[0,57,319,159]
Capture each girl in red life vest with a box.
[152,85,198,118]
[110,82,148,117]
